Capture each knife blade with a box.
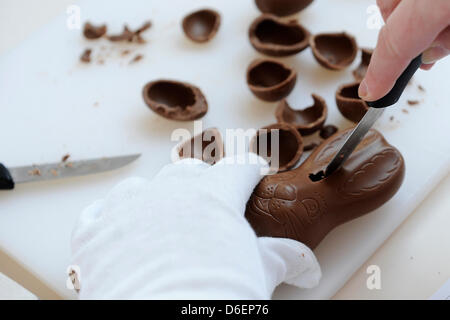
[313,54,423,180]
[0,154,141,190]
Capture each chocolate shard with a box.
[245,128,405,249]
[249,14,310,57]
[83,22,107,40]
[182,9,221,43]
[176,128,225,165]
[319,124,338,139]
[310,32,358,70]
[353,48,373,81]
[336,82,369,123]
[80,49,92,63]
[247,59,297,102]
[249,123,303,173]
[108,21,152,43]
[255,0,314,17]
[143,80,208,121]
[275,94,327,136]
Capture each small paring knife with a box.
[0,154,141,190]
[311,54,423,181]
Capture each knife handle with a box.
[367,54,423,109]
[0,163,15,190]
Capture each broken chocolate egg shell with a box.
[255,0,314,17]
[249,123,303,173]
[143,80,208,121]
[353,48,373,81]
[245,128,405,249]
[83,22,107,39]
[247,59,297,102]
[336,82,369,123]
[310,32,358,70]
[275,94,327,136]
[175,128,224,165]
[249,14,310,57]
[182,9,221,43]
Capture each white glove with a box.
[71,153,321,299]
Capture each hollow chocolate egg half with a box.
[255,0,314,17]
[336,82,369,123]
[310,32,358,70]
[182,9,221,43]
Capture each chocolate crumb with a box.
[121,50,131,56]
[390,116,394,121]
[303,142,319,152]
[319,125,338,139]
[80,49,92,63]
[418,85,425,92]
[62,154,70,162]
[402,109,409,114]
[28,168,41,176]
[83,22,107,40]
[108,21,151,43]
[130,54,143,64]
[407,100,420,106]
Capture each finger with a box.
[377,0,402,21]
[257,237,321,294]
[420,63,435,70]
[360,0,450,101]
[207,153,269,215]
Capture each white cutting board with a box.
[0,0,449,300]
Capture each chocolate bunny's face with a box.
[246,128,405,249]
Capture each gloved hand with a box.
[71,153,321,299]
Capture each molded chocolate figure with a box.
[246,128,405,249]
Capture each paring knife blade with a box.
[8,154,141,184]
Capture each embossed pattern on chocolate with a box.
[245,128,405,249]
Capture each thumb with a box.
[257,237,321,295]
[207,153,269,214]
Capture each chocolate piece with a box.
[143,80,208,121]
[250,123,303,172]
[319,124,338,139]
[255,0,314,16]
[130,54,143,64]
[80,49,92,63]
[182,9,221,43]
[177,128,224,165]
[249,14,310,57]
[247,59,297,102]
[83,22,107,39]
[275,94,327,136]
[353,48,373,81]
[336,82,369,123]
[310,32,358,70]
[303,142,318,152]
[418,85,425,92]
[407,100,420,106]
[245,128,405,249]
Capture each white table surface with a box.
[0,0,449,300]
